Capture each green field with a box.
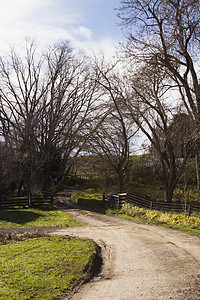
[0,236,98,299]
[0,206,84,228]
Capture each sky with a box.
[0,0,123,56]
[0,0,146,152]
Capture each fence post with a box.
[51,195,54,207]
[116,195,120,210]
[103,194,105,204]
[150,201,153,210]
[28,193,32,207]
[188,204,191,216]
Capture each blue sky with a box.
[73,0,121,38]
[0,0,122,55]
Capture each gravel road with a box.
[49,207,200,300]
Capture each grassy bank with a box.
[116,203,200,236]
[0,206,84,228]
[0,236,99,299]
[71,189,106,212]
[71,189,102,203]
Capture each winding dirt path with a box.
[49,207,200,300]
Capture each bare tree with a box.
[88,109,133,192]
[87,58,138,192]
[0,40,98,198]
[118,0,200,189]
[122,62,193,202]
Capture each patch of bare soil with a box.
[49,207,200,300]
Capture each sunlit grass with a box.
[0,236,97,299]
[71,189,102,202]
[0,206,84,228]
[115,203,200,236]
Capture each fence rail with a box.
[126,193,200,215]
[0,194,54,209]
[102,193,200,215]
[0,186,80,210]
[2,190,200,215]
[103,193,127,210]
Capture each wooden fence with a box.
[0,194,54,209]
[2,189,200,215]
[103,193,127,210]
[126,193,200,215]
[103,193,200,215]
[0,186,79,210]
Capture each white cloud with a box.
[0,0,118,57]
[0,0,48,49]
[73,26,93,40]
[74,38,118,58]
[0,0,49,26]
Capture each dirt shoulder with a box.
[50,208,200,300]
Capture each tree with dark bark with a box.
[0,40,98,199]
[87,58,138,192]
[88,110,133,192]
[118,0,200,190]
[121,62,194,202]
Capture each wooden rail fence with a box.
[0,186,80,210]
[1,189,200,216]
[0,194,54,209]
[103,193,127,210]
[103,193,200,215]
[126,193,200,215]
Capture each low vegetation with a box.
[71,188,200,236]
[0,236,98,299]
[69,188,199,237]
[0,206,84,228]
[71,189,106,212]
[116,203,200,236]
[71,188,102,203]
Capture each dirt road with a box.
[49,207,200,300]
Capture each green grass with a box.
[0,236,98,299]
[0,206,83,228]
[71,189,107,213]
[115,203,200,236]
[71,189,102,202]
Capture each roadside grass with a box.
[70,189,200,236]
[71,189,106,213]
[0,206,84,228]
[114,203,200,236]
[71,189,102,203]
[0,236,98,300]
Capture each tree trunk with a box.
[162,155,176,203]
[118,170,124,192]
[17,180,24,196]
[27,179,32,207]
[27,170,33,207]
[195,152,200,191]
[166,187,173,203]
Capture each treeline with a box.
[1,0,200,204]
